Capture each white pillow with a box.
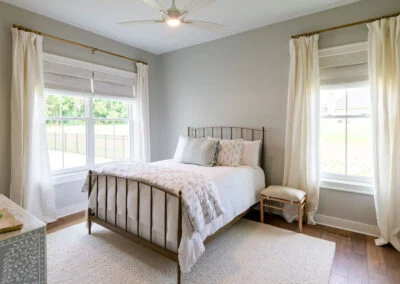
[173,135,187,162]
[240,140,261,168]
[217,139,244,167]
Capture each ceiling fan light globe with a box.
[167,19,181,27]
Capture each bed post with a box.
[88,170,92,235]
[177,190,183,284]
[187,127,190,137]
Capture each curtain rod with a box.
[13,24,148,65]
[291,11,400,39]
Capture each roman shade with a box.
[93,71,135,99]
[43,53,136,99]
[43,60,92,94]
[319,42,368,86]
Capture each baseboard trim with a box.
[314,214,380,237]
[56,202,87,218]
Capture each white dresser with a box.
[0,194,46,283]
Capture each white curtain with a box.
[283,35,320,225]
[368,16,400,251]
[133,63,151,162]
[10,28,57,223]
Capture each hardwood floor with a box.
[246,210,400,284]
[47,210,400,284]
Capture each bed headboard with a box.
[188,126,265,170]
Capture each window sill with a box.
[52,170,88,185]
[320,178,374,196]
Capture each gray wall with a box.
[0,2,163,209]
[159,0,400,226]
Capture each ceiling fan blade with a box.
[117,20,164,26]
[182,0,216,14]
[183,20,225,32]
[141,0,167,12]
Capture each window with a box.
[43,53,136,177]
[319,42,373,193]
[45,90,132,174]
[320,84,374,184]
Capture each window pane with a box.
[61,95,85,118]
[46,94,61,117]
[93,99,129,119]
[347,86,371,115]
[95,120,129,164]
[93,99,112,118]
[46,120,63,171]
[320,118,346,175]
[46,120,86,171]
[114,122,130,160]
[320,88,347,116]
[112,101,129,119]
[347,118,373,177]
[63,120,87,169]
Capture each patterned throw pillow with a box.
[217,139,244,167]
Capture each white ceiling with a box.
[2,0,360,54]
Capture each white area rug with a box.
[47,219,335,283]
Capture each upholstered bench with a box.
[260,185,307,232]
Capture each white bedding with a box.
[87,159,265,273]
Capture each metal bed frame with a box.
[87,126,265,283]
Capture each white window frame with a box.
[46,89,134,184]
[320,85,374,195]
[320,89,374,194]
[45,89,89,176]
[320,84,373,177]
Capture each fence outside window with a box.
[47,132,129,161]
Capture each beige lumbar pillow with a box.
[240,140,261,168]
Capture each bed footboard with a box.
[87,170,183,283]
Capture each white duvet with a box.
[86,159,265,273]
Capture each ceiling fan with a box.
[118,0,225,32]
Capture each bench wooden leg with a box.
[304,196,308,224]
[260,197,264,223]
[298,202,303,233]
